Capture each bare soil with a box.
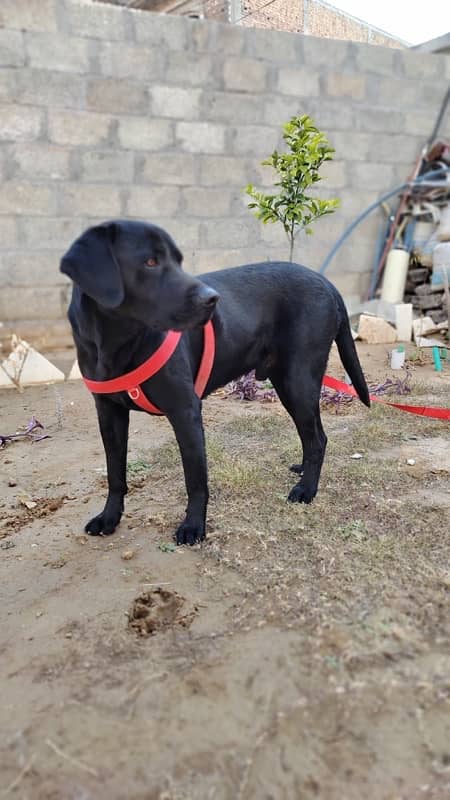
[0,343,449,800]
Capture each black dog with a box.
[61,220,370,545]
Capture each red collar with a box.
[82,320,215,415]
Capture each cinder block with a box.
[11,143,72,180]
[48,109,113,147]
[81,150,134,183]
[277,67,320,97]
[263,94,305,126]
[259,222,289,247]
[0,318,73,351]
[25,33,90,73]
[330,131,371,161]
[125,186,180,218]
[145,219,200,249]
[86,77,148,115]
[248,160,278,188]
[0,217,18,249]
[354,44,396,76]
[0,250,62,286]
[367,133,422,165]
[366,76,418,107]
[326,72,365,100]
[400,51,442,80]
[176,122,225,154]
[66,2,129,41]
[306,99,355,131]
[98,41,163,82]
[203,219,250,248]
[339,189,379,218]
[202,19,245,56]
[132,10,187,51]
[231,125,279,156]
[0,182,55,215]
[21,217,84,249]
[140,154,197,185]
[150,86,201,120]
[0,286,69,321]
[182,188,232,218]
[349,162,395,190]
[0,30,25,67]
[320,160,348,188]
[223,58,267,92]
[0,69,18,103]
[355,108,406,134]
[404,111,438,137]
[202,91,264,124]
[199,156,248,187]
[303,37,350,69]
[16,69,86,110]
[58,184,122,217]
[245,28,301,63]
[0,105,44,142]
[117,117,173,151]
[165,53,217,87]
[326,271,363,299]
[0,0,58,33]
[187,248,256,274]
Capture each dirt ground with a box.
[1,343,449,800]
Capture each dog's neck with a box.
[73,292,166,378]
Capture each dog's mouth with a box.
[170,313,213,331]
[169,305,216,331]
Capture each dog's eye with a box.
[145,258,158,268]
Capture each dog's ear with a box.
[60,222,124,309]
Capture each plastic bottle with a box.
[390,345,405,369]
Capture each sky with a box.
[327,0,450,45]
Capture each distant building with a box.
[97,0,407,48]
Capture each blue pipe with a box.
[319,167,450,277]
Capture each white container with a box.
[431,241,450,288]
[381,248,410,304]
[437,205,450,241]
[390,346,405,370]
[395,303,413,342]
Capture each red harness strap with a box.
[83,320,215,416]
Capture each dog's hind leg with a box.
[85,397,130,535]
[270,360,327,504]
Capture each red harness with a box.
[83,320,215,415]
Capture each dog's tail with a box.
[335,297,370,408]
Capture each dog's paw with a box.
[289,462,304,475]
[85,511,121,536]
[175,521,205,546]
[287,483,316,504]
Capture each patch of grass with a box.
[207,436,266,495]
[224,410,288,437]
[337,519,367,541]
[127,458,151,476]
[151,441,180,471]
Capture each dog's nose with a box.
[198,286,219,308]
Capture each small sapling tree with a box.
[246,115,339,261]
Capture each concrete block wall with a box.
[1,0,450,348]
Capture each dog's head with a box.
[60,221,219,330]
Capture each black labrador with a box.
[61,220,370,545]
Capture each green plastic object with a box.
[432,346,443,372]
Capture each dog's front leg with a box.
[85,397,129,536]
[167,400,208,546]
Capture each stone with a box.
[357,314,397,344]
[0,337,65,389]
